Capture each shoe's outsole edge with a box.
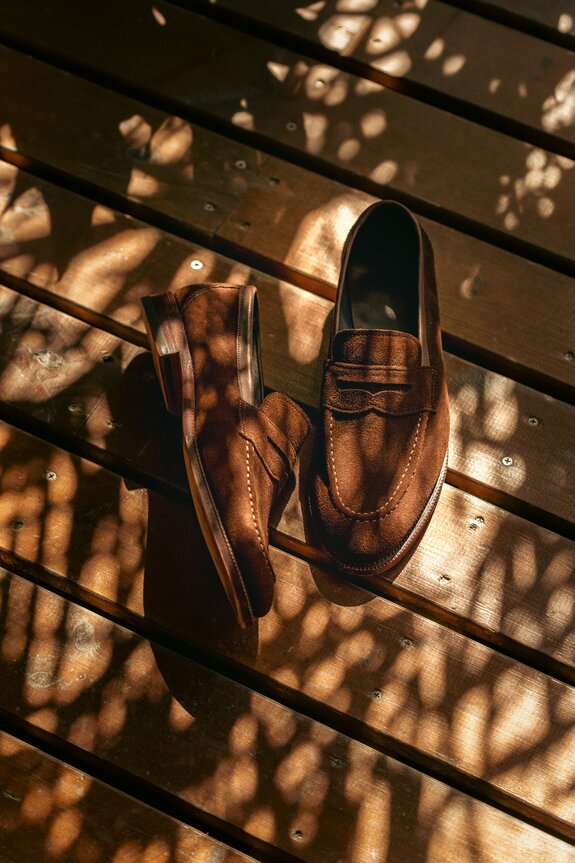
[141,289,256,629]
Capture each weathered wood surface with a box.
[190,0,575,148]
[2,564,575,853]
[0,730,253,863]
[2,419,575,838]
[1,1,575,857]
[471,0,575,37]
[2,211,575,531]
[1,322,575,680]
[1,155,575,400]
[2,285,575,681]
[1,39,574,268]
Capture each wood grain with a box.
[1,160,574,398]
[191,0,575,148]
[0,731,253,863]
[0,34,574,266]
[1,419,575,836]
[2,226,575,530]
[2,340,575,680]
[471,0,575,37]
[2,563,575,852]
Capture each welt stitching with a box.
[236,286,243,399]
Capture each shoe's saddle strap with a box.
[240,393,311,483]
[324,362,437,415]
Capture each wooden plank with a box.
[1,159,574,401]
[214,156,575,396]
[191,0,575,147]
[2,213,575,529]
[2,564,575,853]
[1,35,574,268]
[0,51,262,239]
[471,0,575,37]
[2,421,575,838]
[0,731,252,863]
[2,344,575,682]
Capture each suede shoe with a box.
[310,201,449,575]
[142,283,310,626]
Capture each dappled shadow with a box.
[0,17,574,860]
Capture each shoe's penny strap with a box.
[240,393,311,483]
[324,361,437,415]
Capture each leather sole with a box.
[141,288,256,629]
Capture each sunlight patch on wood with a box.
[318,15,367,53]
[295,1,326,23]
[373,49,412,76]
[452,684,488,775]
[45,806,82,856]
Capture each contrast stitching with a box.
[179,283,243,312]
[245,440,276,581]
[327,411,425,520]
[318,449,448,572]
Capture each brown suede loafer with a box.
[310,201,449,576]
[142,283,310,626]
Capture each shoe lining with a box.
[340,206,420,336]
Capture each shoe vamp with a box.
[330,410,424,515]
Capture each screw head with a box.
[501,456,513,467]
[68,402,83,414]
[12,520,24,531]
[563,351,574,362]
[400,636,414,648]
[234,159,247,170]
[314,78,326,89]
[45,471,57,481]
[190,259,203,270]
[204,201,216,212]
[286,121,297,132]
[101,353,114,363]
[239,220,251,230]
[370,688,383,701]
[528,416,539,426]
[269,176,280,186]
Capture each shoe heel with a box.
[141,292,184,416]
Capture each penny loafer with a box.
[310,201,449,575]
[142,283,310,626]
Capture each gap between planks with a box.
[1,153,574,410]
[0,36,574,281]
[1,560,575,849]
[182,0,575,159]
[1,387,575,690]
[0,728,258,863]
[440,0,575,50]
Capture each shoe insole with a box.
[341,207,419,336]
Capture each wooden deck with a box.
[0,1,574,860]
